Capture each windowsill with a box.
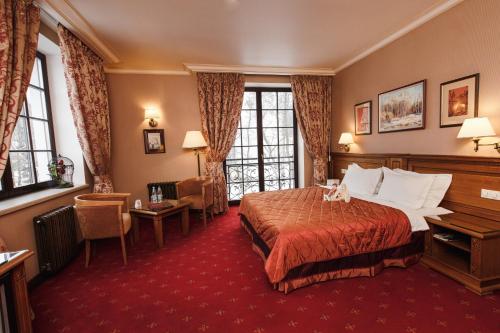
[0,184,89,217]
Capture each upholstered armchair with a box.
[74,193,132,267]
[176,177,214,227]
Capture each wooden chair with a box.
[74,193,132,267]
[176,177,214,227]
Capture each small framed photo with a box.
[378,80,426,133]
[354,101,372,135]
[143,129,165,154]
[440,73,479,128]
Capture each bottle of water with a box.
[151,186,157,203]
[157,186,163,202]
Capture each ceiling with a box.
[60,0,453,72]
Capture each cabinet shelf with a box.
[432,235,471,253]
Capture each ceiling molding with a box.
[184,63,336,76]
[104,67,191,75]
[333,0,465,73]
[36,0,120,64]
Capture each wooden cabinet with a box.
[0,250,33,332]
[422,213,500,295]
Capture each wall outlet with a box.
[481,189,500,200]
[341,168,347,174]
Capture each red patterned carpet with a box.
[31,207,499,333]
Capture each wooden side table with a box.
[422,213,500,295]
[0,250,34,333]
[130,200,190,248]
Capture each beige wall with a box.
[332,0,500,157]
[107,73,314,203]
[0,188,89,280]
[107,74,202,203]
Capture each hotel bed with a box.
[239,164,453,293]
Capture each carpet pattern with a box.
[31,207,499,333]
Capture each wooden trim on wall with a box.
[330,152,500,221]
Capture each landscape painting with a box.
[440,74,479,127]
[354,101,371,135]
[378,80,426,133]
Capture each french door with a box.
[225,87,298,203]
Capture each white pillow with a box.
[377,167,433,209]
[394,169,452,208]
[341,163,382,195]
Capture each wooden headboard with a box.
[330,153,500,222]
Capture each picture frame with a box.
[439,73,479,128]
[143,129,165,154]
[378,80,426,133]
[354,101,372,135]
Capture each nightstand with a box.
[422,213,500,295]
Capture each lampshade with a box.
[182,131,207,148]
[338,132,354,145]
[457,117,496,138]
[144,108,159,120]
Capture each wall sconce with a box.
[144,108,160,127]
[338,132,354,152]
[457,117,499,153]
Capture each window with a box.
[0,52,56,199]
[225,87,298,202]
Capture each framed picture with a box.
[143,129,165,154]
[378,80,426,133]
[354,101,372,135]
[440,73,479,128]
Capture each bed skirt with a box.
[240,213,424,294]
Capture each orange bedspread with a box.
[239,187,412,284]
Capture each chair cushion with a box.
[122,213,132,234]
[183,194,203,209]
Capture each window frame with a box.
[0,52,57,200]
[225,87,299,204]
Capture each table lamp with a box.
[182,131,208,176]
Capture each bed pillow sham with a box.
[377,167,434,209]
[394,168,452,208]
[341,163,382,195]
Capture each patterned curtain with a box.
[57,25,113,193]
[197,72,245,214]
[0,0,40,178]
[291,75,332,184]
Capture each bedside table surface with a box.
[426,213,500,238]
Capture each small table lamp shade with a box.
[182,131,207,149]
[457,117,496,138]
[338,132,354,145]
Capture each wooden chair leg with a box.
[202,207,207,227]
[120,234,128,265]
[85,240,91,268]
[210,206,214,221]
[128,231,134,247]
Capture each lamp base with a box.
[340,144,350,152]
[473,138,500,153]
[194,149,201,176]
[149,118,158,127]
